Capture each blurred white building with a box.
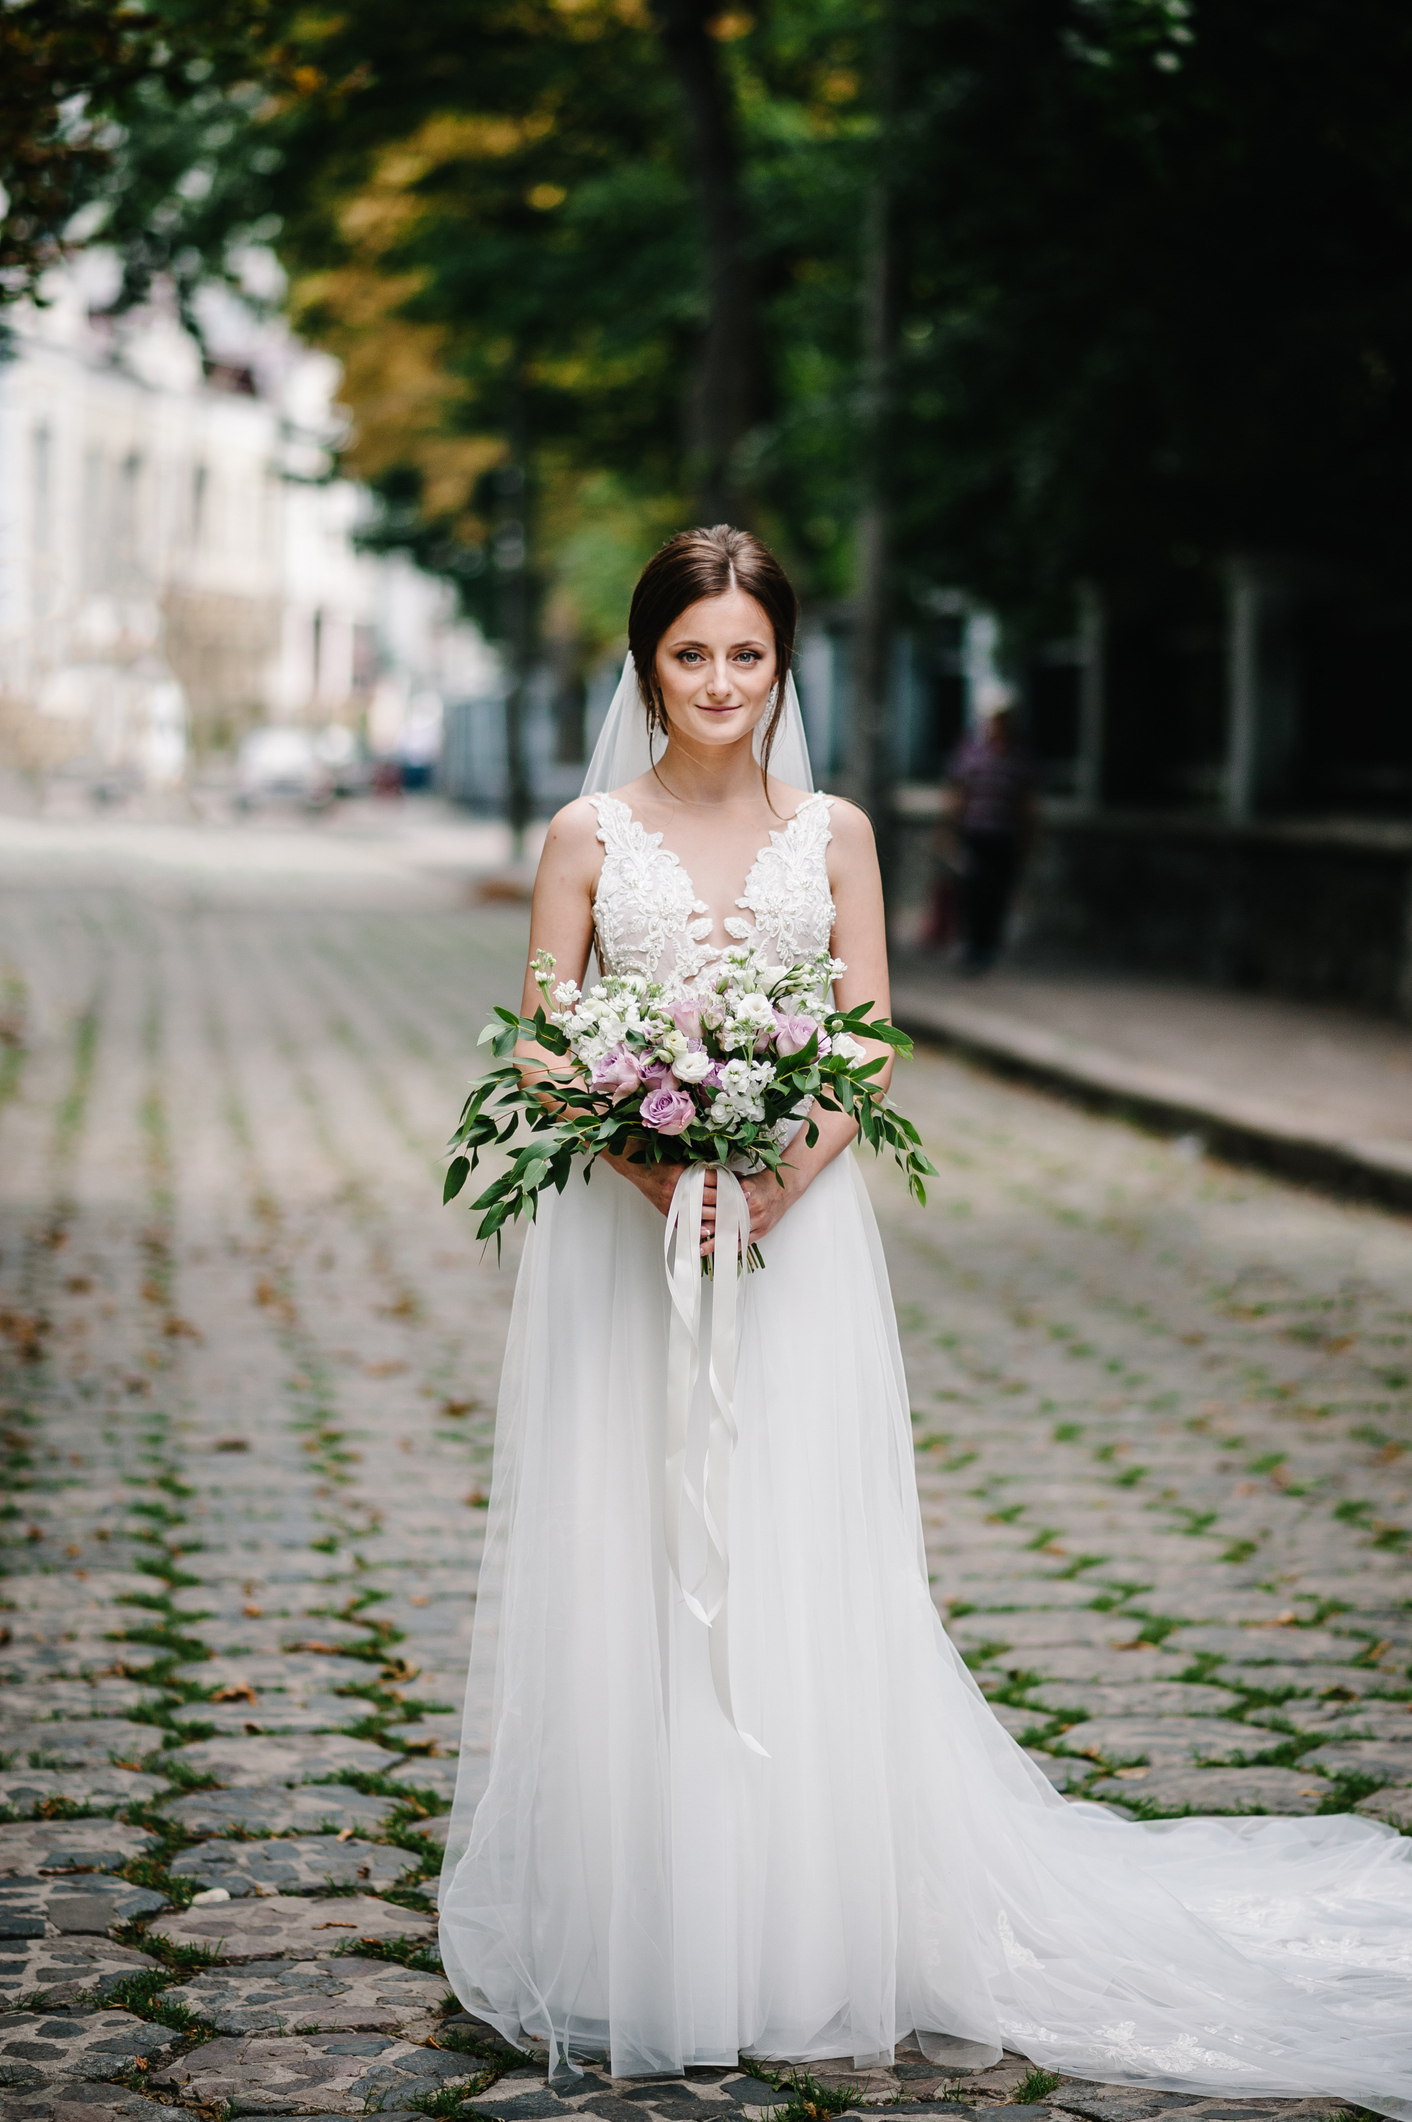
[0,252,497,788]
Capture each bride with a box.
[439,525,1412,2116]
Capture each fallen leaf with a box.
[313,1920,356,1929]
[211,1684,258,1705]
[335,1826,355,1843]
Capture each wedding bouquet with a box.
[444,943,936,1265]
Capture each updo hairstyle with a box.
[627,525,799,776]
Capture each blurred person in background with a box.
[941,686,1037,973]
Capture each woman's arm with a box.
[515,799,698,1234]
[513,798,598,1093]
[723,797,890,1250]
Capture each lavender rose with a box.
[639,1085,696,1135]
[669,999,703,1041]
[774,1012,822,1056]
[590,1044,643,1103]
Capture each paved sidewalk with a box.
[1,821,1409,2120]
[892,960,1412,1211]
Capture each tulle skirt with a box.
[438,1152,1412,2114]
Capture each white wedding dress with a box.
[439,781,1412,2115]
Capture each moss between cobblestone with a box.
[332,1931,444,1975]
[83,1964,217,2040]
[0,1794,107,1823]
[752,2066,895,2122]
[112,1914,221,1972]
[405,2068,504,2119]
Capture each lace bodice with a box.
[591,790,836,987]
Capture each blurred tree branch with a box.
[0,0,287,305]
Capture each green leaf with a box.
[443,1156,470,1204]
[472,1171,518,1209]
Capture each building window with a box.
[84,446,105,592]
[32,426,53,619]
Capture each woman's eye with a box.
[735,651,760,665]
[677,651,703,664]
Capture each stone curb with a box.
[891,983,1412,1216]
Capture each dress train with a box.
[439,1153,1412,2114]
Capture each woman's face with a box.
[653,587,778,752]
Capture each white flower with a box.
[831,1031,866,1064]
[720,1058,753,1092]
[735,992,775,1027]
[673,1047,714,1083]
[659,1028,689,1060]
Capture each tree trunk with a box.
[652,0,755,523]
[496,390,534,855]
[850,42,898,871]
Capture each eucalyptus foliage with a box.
[445,990,934,1263]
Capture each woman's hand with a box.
[602,1152,718,1256]
[603,1157,791,1259]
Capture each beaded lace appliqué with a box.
[591,790,835,987]
[728,789,836,964]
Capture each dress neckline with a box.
[593,788,828,919]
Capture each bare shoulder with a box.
[819,794,878,855]
[536,796,604,885]
[544,794,603,849]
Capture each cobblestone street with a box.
[2,823,1410,2120]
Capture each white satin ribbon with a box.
[662,1164,768,1758]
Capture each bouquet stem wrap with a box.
[662,1164,768,1759]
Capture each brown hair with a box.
[628,524,799,781]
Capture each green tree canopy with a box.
[888,0,1412,624]
[14,0,1412,666]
